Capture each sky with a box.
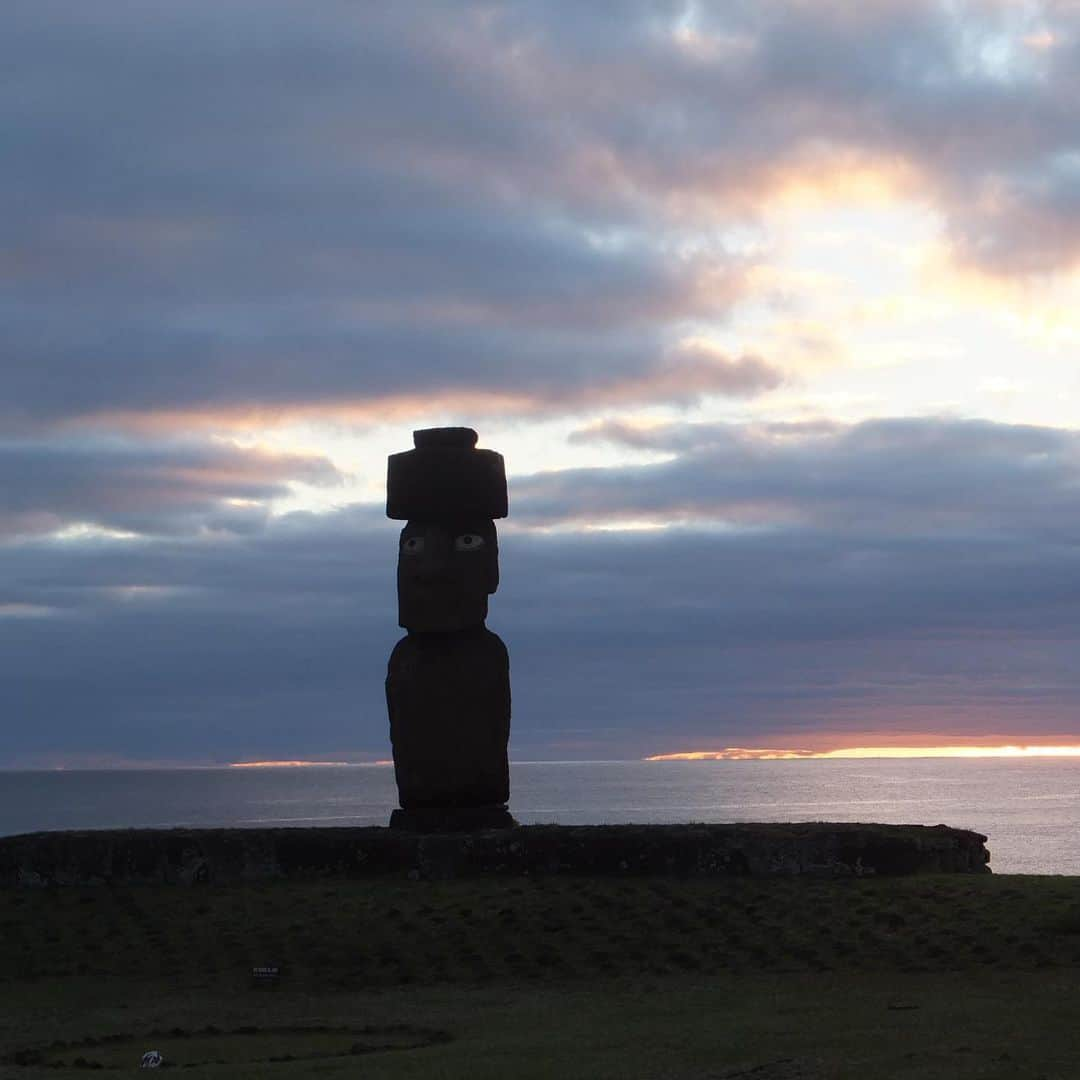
[2,0,1079,767]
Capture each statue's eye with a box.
[401,536,425,554]
[454,533,485,551]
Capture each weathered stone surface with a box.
[387,628,510,807]
[385,426,512,814]
[0,822,990,888]
[389,806,516,832]
[394,521,499,632]
[386,428,507,521]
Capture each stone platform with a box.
[0,822,989,887]
[389,805,516,832]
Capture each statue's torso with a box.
[386,627,510,808]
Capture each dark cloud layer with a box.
[2,1,757,426]
[3,418,1078,765]
[6,2,1080,428]
[0,438,341,538]
[4,4,1080,764]
[551,416,1080,537]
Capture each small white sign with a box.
[140,1050,163,1068]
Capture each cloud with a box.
[2,416,1078,764]
[9,2,1080,433]
[0,437,342,538]
[542,416,1080,537]
[4,5,1080,765]
[2,2,767,430]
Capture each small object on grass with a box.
[140,1049,163,1068]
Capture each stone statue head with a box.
[387,428,507,632]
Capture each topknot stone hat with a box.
[386,427,508,521]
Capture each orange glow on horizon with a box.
[646,745,1080,762]
[646,748,816,761]
[228,759,393,768]
[67,389,536,436]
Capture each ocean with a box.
[2,758,1079,875]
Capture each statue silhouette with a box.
[385,428,513,829]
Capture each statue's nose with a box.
[414,563,451,584]
[410,541,453,582]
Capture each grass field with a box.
[3,873,1080,1077]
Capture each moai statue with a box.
[385,427,513,830]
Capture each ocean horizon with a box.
[3,758,1080,875]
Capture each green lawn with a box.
[3,874,1080,1078]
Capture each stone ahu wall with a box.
[0,823,989,887]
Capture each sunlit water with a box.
[2,759,1079,874]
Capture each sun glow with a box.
[816,746,1080,759]
[227,759,392,768]
[646,748,817,761]
[646,745,1080,762]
